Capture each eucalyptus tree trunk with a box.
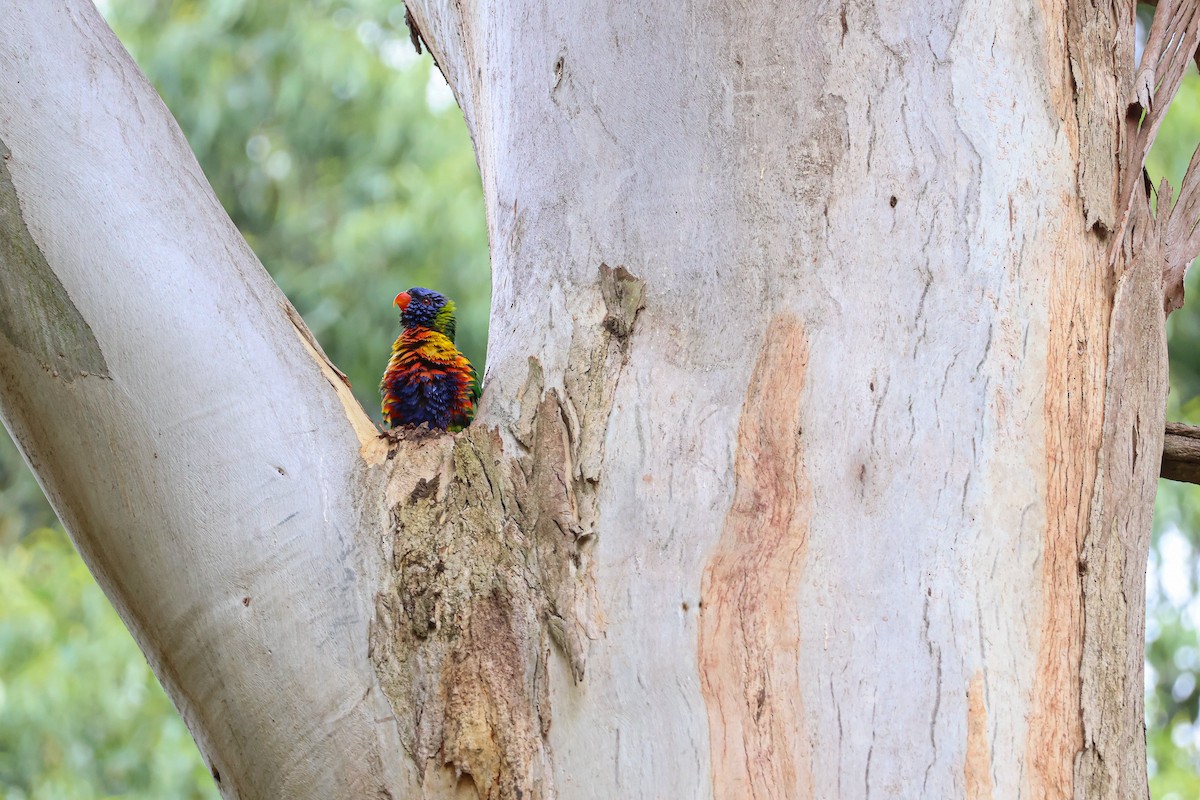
[0,0,1188,797]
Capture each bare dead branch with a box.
[1163,143,1200,311]
[1161,422,1200,482]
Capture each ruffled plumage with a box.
[380,288,479,432]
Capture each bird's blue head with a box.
[394,287,452,331]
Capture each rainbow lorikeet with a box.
[380,287,480,432]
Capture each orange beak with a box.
[394,291,411,311]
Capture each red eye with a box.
[422,298,432,305]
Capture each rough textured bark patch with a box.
[1107,0,1200,312]
[1024,1,1132,795]
[1064,0,1126,232]
[370,426,554,798]
[370,266,643,799]
[1020,0,1190,795]
[512,263,644,680]
[1025,200,1110,797]
[698,313,811,799]
[1067,0,1191,796]
[1074,209,1167,799]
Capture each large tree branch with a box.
[0,3,407,797]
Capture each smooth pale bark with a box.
[0,1,1180,800]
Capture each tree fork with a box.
[8,0,1200,797]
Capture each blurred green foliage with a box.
[4,1,1200,797]
[2,0,488,795]
[0,525,214,799]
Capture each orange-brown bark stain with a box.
[1024,190,1110,797]
[698,313,812,799]
[965,671,995,800]
[1021,0,1119,788]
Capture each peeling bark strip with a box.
[1110,0,1200,312]
[1112,0,1200,258]
[1021,0,1178,795]
[1065,0,1125,232]
[1074,216,1166,798]
[0,137,109,380]
[698,314,811,799]
[964,672,994,800]
[1025,0,1134,794]
[514,263,644,677]
[1071,0,1190,789]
